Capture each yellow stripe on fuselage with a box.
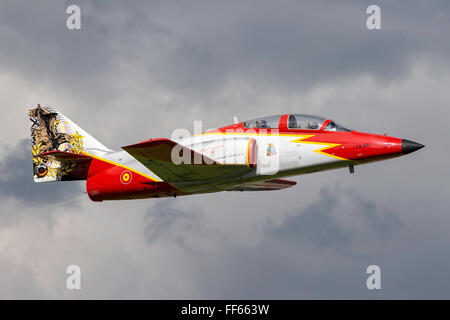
[290,135,348,161]
[81,151,162,182]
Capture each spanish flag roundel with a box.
[120,170,132,184]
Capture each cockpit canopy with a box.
[242,114,351,131]
[287,114,350,131]
[287,114,326,130]
[243,115,282,129]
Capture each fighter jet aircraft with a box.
[29,105,424,201]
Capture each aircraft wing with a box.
[122,139,251,186]
[227,178,297,191]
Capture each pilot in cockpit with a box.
[256,120,268,128]
[288,115,297,128]
[307,120,319,129]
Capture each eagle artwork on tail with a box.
[29,105,90,182]
[29,104,72,153]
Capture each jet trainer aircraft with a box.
[29,105,424,201]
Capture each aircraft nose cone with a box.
[402,139,425,154]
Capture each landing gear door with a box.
[256,136,280,176]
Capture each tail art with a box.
[29,104,112,182]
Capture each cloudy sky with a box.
[0,0,449,299]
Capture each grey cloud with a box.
[1,0,450,97]
[189,187,449,299]
[0,260,43,299]
[0,139,83,205]
[2,0,449,149]
[269,187,403,252]
[143,199,209,250]
[0,0,450,299]
[269,188,355,250]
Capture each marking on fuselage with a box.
[120,170,132,184]
[194,131,351,161]
[289,135,348,161]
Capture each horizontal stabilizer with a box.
[33,151,92,182]
[38,150,92,161]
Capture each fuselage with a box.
[84,113,424,201]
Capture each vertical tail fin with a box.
[29,104,112,182]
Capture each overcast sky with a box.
[0,0,449,299]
